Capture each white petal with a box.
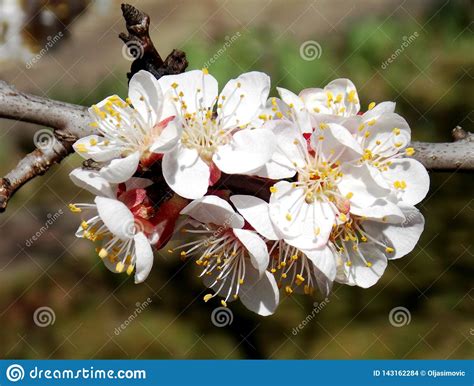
[284,201,334,250]
[133,232,154,283]
[158,70,218,115]
[277,87,312,133]
[230,195,279,240]
[95,196,134,239]
[382,158,430,206]
[339,163,391,208]
[303,245,337,281]
[362,101,396,120]
[364,113,411,157]
[129,70,163,127]
[350,198,405,222]
[162,145,210,199]
[100,151,140,183]
[73,135,121,162]
[269,182,334,246]
[233,228,269,276]
[218,71,270,129]
[341,242,387,288]
[240,267,280,316]
[213,128,276,174]
[252,120,302,179]
[180,195,244,228]
[69,168,115,198]
[363,205,424,260]
[149,118,182,153]
[311,122,362,162]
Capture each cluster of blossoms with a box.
[69,69,429,316]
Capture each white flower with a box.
[254,119,401,251]
[68,169,155,283]
[331,205,425,288]
[298,78,430,206]
[73,70,180,183]
[172,195,279,316]
[230,195,333,295]
[157,69,276,199]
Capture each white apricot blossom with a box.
[172,195,279,316]
[157,69,276,199]
[73,70,180,183]
[331,205,425,288]
[68,169,155,283]
[254,119,402,251]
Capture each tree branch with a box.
[0,3,472,212]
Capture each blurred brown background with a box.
[0,0,472,359]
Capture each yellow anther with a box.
[345,192,354,199]
[335,94,343,103]
[314,227,320,236]
[385,247,394,253]
[319,122,328,130]
[276,111,283,119]
[281,273,287,279]
[75,143,87,153]
[364,131,371,138]
[326,91,333,102]
[98,248,108,259]
[296,274,305,283]
[270,186,278,193]
[203,294,213,303]
[346,261,352,266]
[368,102,376,110]
[68,204,81,213]
[202,68,209,75]
[291,254,298,261]
[258,114,267,120]
[347,90,357,103]
[285,286,293,294]
[366,262,373,267]
[270,268,277,273]
[361,236,368,242]
[115,261,125,273]
[89,138,97,146]
[171,82,178,89]
[81,221,89,230]
[394,142,403,148]
[180,251,187,257]
[358,123,365,132]
[221,300,228,307]
[392,127,401,135]
[126,265,134,276]
[89,122,98,128]
[339,213,347,222]
[285,213,292,221]
[367,119,376,126]
[405,147,415,156]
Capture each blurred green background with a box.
[0,0,472,359]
